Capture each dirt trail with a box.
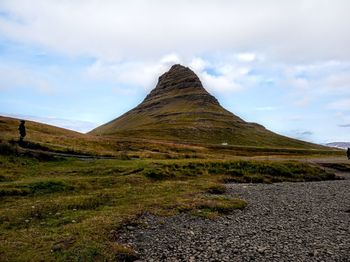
[19,148,117,160]
[307,157,350,180]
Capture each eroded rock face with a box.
[154,64,204,92]
[142,64,219,107]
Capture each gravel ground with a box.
[117,173,350,261]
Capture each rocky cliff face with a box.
[142,64,219,106]
[89,64,321,149]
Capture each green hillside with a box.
[0,115,122,156]
[90,64,326,150]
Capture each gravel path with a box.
[117,173,350,261]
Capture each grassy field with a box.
[0,116,343,160]
[0,149,339,261]
[0,115,345,261]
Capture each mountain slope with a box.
[0,115,84,142]
[0,115,118,155]
[326,142,349,150]
[90,64,324,149]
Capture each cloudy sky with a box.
[0,0,349,143]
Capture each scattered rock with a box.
[51,238,75,252]
[117,178,350,261]
[115,252,139,262]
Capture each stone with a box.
[115,177,350,261]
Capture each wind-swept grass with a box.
[0,115,343,160]
[0,154,338,261]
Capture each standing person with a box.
[18,120,26,144]
[347,148,350,160]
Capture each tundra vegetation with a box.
[0,138,339,261]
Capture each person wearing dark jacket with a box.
[347,148,350,160]
[18,120,26,144]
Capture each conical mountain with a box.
[90,64,320,149]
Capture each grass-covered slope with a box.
[0,115,85,145]
[90,65,326,150]
[0,115,211,158]
[0,115,341,159]
[0,115,113,155]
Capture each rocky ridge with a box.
[141,64,220,108]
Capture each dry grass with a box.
[0,151,340,261]
[0,115,343,160]
[0,155,241,261]
[0,115,343,261]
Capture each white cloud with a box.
[86,52,185,91]
[324,72,350,92]
[160,53,181,65]
[281,60,350,108]
[1,113,97,133]
[237,53,256,62]
[200,71,242,93]
[0,0,349,62]
[1,0,349,99]
[284,61,350,92]
[0,63,55,93]
[328,99,350,111]
[189,57,209,72]
[196,60,253,93]
[86,60,166,91]
[85,54,252,94]
[334,112,350,125]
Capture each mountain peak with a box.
[168,63,188,71]
[156,63,202,91]
[90,65,321,150]
[143,64,219,106]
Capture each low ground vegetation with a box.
[140,160,336,183]
[318,162,350,172]
[0,151,339,261]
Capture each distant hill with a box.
[0,115,219,158]
[90,64,326,150]
[325,142,349,150]
[0,115,119,156]
[0,115,84,143]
